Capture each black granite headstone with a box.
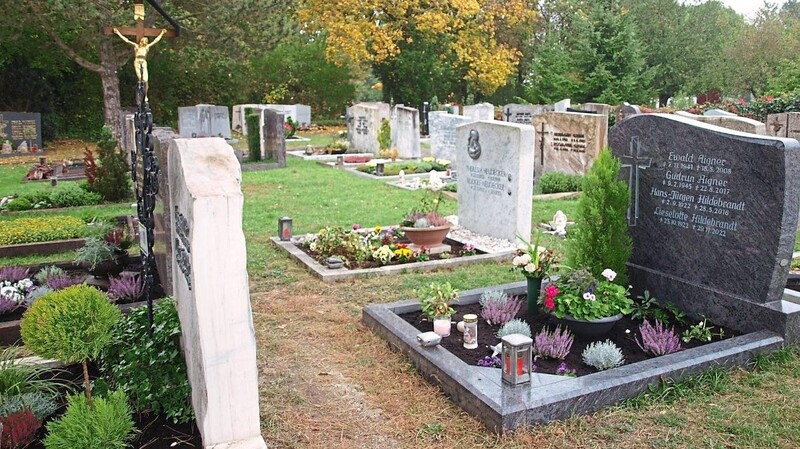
[0,112,42,148]
[610,114,800,330]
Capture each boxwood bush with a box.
[0,216,88,246]
[539,172,584,194]
[2,183,102,212]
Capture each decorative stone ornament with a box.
[501,333,533,385]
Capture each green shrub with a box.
[0,216,87,246]
[90,126,132,202]
[0,392,59,421]
[43,390,136,449]
[48,184,102,208]
[377,119,391,151]
[21,285,121,404]
[5,198,32,211]
[101,298,194,424]
[246,111,261,162]
[0,347,63,405]
[539,172,583,194]
[566,148,632,285]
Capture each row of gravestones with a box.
[175,105,287,165]
[178,103,312,140]
[455,112,800,353]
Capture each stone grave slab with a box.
[0,112,42,150]
[362,282,785,433]
[610,114,800,340]
[169,137,267,449]
[502,104,549,125]
[531,111,608,182]
[429,111,474,167]
[463,103,495,121]
[456,121,534,242]
[264,103,312,126]
[347,102,391,155]
[554,99,571,112]
[232,104,265,135]
[391,105,421,159]
[178,104,232,139]
[581,103,612,116]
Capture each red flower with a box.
[544,296,555,310]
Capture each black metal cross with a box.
[620,136,651,226]
[504,107,512,122]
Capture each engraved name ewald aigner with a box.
[174,206,192,290]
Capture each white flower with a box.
[583,292,596,301]
[524,263,537,273]
[16,279,33,292]
[512,256,525,267]
[0,286,22,303]
[519,254,532,265]
[601,269,617,282]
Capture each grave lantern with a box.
[501,333,533,385]
[336,155,344,166]
[376,162,385,176]
[278,216,293,241]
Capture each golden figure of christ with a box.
[114,27,167,87]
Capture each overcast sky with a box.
[716,0,786,19]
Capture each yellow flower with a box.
[422,156,435,162]
[319,228,326,235]
[374,225,382,233]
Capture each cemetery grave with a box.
[363,114,800,433]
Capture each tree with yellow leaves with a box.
[297,0,537,103]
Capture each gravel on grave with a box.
[399,296,738,377]
[444,216,518,254]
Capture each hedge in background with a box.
[539,172,584,194]
[246,112,261,162]
[0,216,87,246]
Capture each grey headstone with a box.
[456,121,535,242]
[767,112,800,140]
[609,114,800,316]
[260,109,287,167]
[0,112,42,149]
[264,104,312,127]
[531,111,608,182]
[391,105,421,159]
[502,104,549,125]
[429,111,473,167]
[554,99,571,112]
[178,105,231,139]
[703,108,738,117]
[346,102,391,155]
[463,103,495,121]
[582,103,612,116]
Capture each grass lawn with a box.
[2,154,799,448]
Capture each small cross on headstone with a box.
[504,107,512,122]
[620,136,652,226]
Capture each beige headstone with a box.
[169,137,267,449]
[531,112,608,181]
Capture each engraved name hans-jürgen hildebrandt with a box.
[174,205,192,290]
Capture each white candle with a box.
[433,318,451,337]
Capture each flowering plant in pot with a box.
[539,267,633,337]
[416,282,458,337]
[400,174,450,247]
[512,233,558,314]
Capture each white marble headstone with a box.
[456,121,535,242]
[168,138,267,449]
[391,105,421,159]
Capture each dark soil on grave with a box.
[25,363,201,448]
[297,237,483,269]
[0,256,164,325]
[399,297,739,377]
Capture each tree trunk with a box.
[98,37,123,141]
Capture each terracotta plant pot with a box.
[401,224,451,247]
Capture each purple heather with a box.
[636,320,682,356]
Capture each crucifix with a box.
[103,0,178,98]
[620,136,652,226]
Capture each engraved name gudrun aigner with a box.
[649,150,744,239]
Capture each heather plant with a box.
[45,274,84,291]
[497,319,532,338]
[0,296,20,315]
[0,267,30,283]
[479,290,523,325]
[582,340,625,370]
[532,326,574,360]
[567,148,632,285]
[0,408,40,449]
[34,266,65,285]
[107,274,144,303]
[636,320,682,356]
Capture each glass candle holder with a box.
[463,314,478,349]
[433,314,451,337]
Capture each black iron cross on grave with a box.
[620,136,652,226]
